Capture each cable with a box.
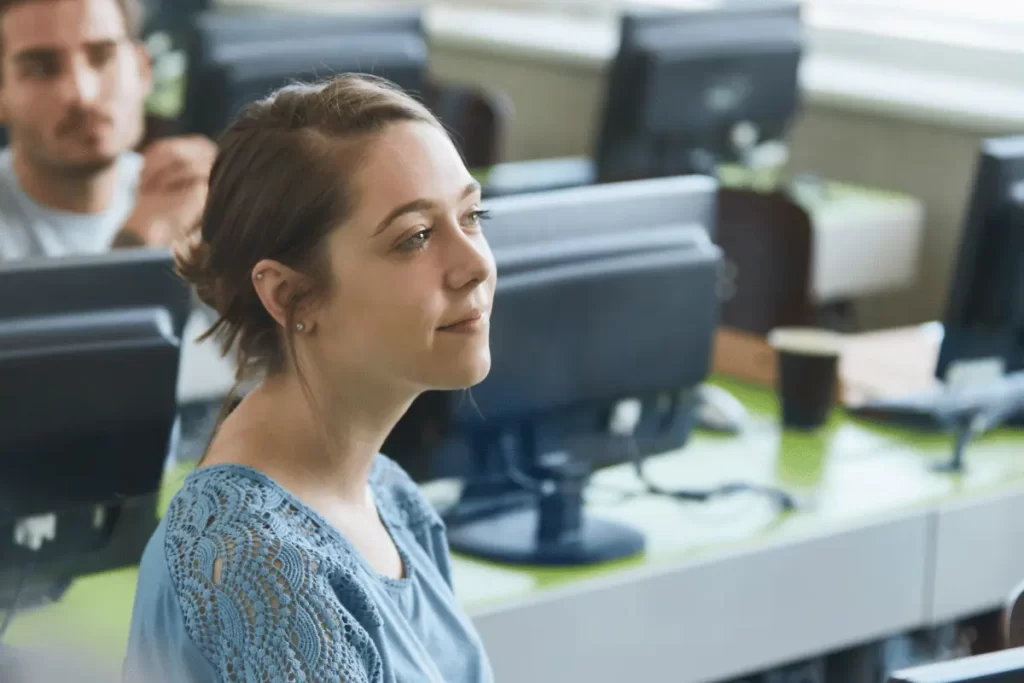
[625,434,797,511]
[0,560,31,644]
[485,398,797,512]
[608,397,796,512]
[585,483,641,507]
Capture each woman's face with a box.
[307,120,495,392]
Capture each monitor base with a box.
[932,424,971,474]
[447,508,645,567]
[932,460,965,474]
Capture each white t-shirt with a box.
[0,147,143,260]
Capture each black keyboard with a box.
[847,393,948,430]
[848,371,1024,431]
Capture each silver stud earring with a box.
[255,272,264,280]
[295,322,305,332]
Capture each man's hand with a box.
[138,135,217,193]
[115,135,217,248]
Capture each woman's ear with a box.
[251,259,317,332]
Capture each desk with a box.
[8,382,1024,683]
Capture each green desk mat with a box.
[8,379,1024,660]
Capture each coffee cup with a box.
[768,327,845,430]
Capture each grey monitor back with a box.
[183,8,428,138]
[496,225,712,277]
[482,175,718,250]
[384,221,723,481]
[191,7,422,46]
[0,249,192,337]
[462,237,722,424]
[0,307,180,519]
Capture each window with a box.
[271,0,1024,127]
[441,0,1024,48]
[806,0,1024,52]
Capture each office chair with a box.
[422,81,513,170]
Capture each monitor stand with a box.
[445,452,645,567]
[933,424,972,473]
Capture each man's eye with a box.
[22,58,58,79]
[88,43,118,68]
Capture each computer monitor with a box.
[889,647,1024,683]
[595,1,803,183]
[483,174,719,248]
[180,8,428,139]
[0,308,179,516]
[0,248,192,337]
[445,237,722,566]
[0,249,189,606]
[385,175,719,484]
[383,179,724,566]
[936,136,1024,383]
[848,137,1024,471]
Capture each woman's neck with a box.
[234,372,415,503]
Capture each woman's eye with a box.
[398,229,432,252]
[464,209,491,228]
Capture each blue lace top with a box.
[124,455,493,683]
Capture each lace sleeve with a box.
[165,504,381,682]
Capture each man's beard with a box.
[17,129,122,180]
[47,154,121,179]
[17,106,141,179]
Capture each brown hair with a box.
[177,74,444,395]
[0,0,145,55]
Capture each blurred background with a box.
[4,1,1024,683]
[135,0,1024,332]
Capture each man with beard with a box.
[0,0,215,260]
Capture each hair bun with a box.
[174,229,223,312]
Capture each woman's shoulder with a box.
[158,457,441,566]
[164,457,440,541]
[161,464,356,577]
[163,463,297,534]
[134,465,385,683]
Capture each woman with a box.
[124,74,496,683]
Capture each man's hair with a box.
[0,0,145,56]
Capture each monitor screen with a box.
[937,136,1024,381]
[596,1,802,182]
